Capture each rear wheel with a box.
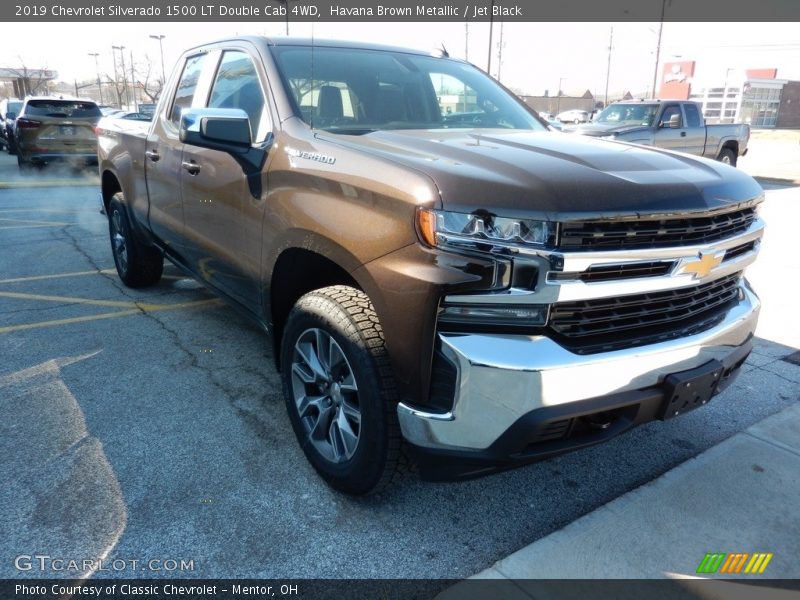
[17,154,32,173]
[717,148,737,167]
[108,192,163,288]
[280,285,403,495]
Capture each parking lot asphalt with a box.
[0,149,798,582]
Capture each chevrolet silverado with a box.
[97,37,764,495]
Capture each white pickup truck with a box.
[570,100,749,166]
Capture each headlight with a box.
[417,208,556,251]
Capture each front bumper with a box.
[398,282,759,480]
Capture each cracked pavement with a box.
[0,160,797,582]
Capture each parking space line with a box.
[0,290,166,310]
[0,269,186,284]
[0,269,117,284]
[0,298,222,334]
[0,218,73,226]
[0,180,100,189]
[0,222,72,229]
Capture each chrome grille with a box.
[559,207,757,250]
[549,273,742,354]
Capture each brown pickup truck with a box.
[97,37,764,495]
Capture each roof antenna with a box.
[310,21,315,130]
[438,43,449,58]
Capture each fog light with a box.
[438,304,548,326]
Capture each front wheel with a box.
[717,148,737,167]
[108,192,163,288]
[280,285,403,495]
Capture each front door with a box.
[180,48,272,310]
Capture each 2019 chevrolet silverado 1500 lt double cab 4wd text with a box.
[570,99,750,166]
[97,37,764,495]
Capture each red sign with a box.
[659,61,696,100]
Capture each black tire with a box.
[717,148,737,167]
[108,192,163,288]
[17,154,32,173]
[281,285,403,495]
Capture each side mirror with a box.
[668,113,682,129]
[179,108,252,151]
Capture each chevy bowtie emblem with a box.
[679,250,725,279]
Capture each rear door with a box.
[180,46,271,310]
[145,51,215,250]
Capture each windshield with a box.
[270,45,544,134]
[594,103,659,127]
[24,100,102,119]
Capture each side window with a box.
[208,50,267,142]
[684,103,703,128]
[659,105,682,127]
[170,54,208,126]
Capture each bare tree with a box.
[7,57,54,96]
[104,51,128,108]
[135,55,163,104]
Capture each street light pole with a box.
[130,49,138,112]
[149,34,166,86]
[604,27,614,108]
[556,77,566,115]
[88,52,103,104]
[111,46,120,106]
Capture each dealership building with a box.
[659,61,800,128]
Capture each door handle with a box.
[680,131,687,137]
[181,160,201,175]
[145,149,160,162]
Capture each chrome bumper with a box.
[398,282,760,452]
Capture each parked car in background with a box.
[556,109,590,123]
[99,106,124,117]
[571,100,749,166]
[114,111,153,122]
[0,98,23,154]
[14,97,102,171]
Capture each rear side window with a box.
[208,50,267,141]
[170,54,209,125]
[24,100,101,118]
[684,103,703,128]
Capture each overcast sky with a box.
[2,21,799,98]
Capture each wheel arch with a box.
[268,247,361,370]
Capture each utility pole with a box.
[496,21,505,81]
[487,0,494,75]
[149,34,166,86]
[557,77,566,115]
[465,22,469,62]
[88,52,103,104]
[130,49,138,111]
[651,0,666,99]
[604,27,614,107]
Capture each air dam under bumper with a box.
[398,282,759,481]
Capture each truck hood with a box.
[568,122,652,137]
[321,129,762,220]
